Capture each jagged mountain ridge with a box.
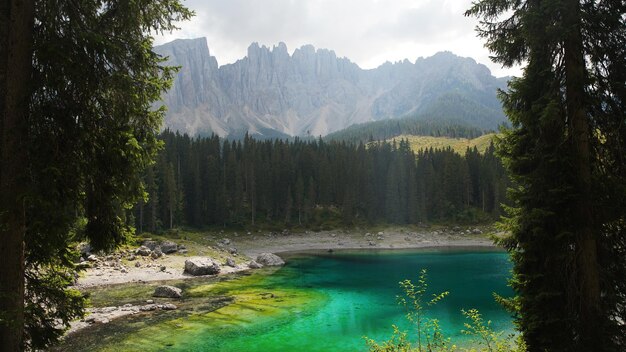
[154,38,508,137]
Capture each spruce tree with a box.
[467,0,625,350]
[0,0,191,349]
[145,165,159,233]
[304,176,317,224]
[295,174,304,225]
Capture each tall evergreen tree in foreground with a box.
[467,0,625,350]
[0,1,192,350]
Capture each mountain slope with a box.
[324,117,487,144]
[382,133,497,155]
[154,38,508,138]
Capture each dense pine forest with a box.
[135,130,509,231]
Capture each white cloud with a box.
[154,0,522,77]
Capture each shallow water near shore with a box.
[61,248,514,351]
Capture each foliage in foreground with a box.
[365,270,523,352]
[466,0,626,351]
[0,0,192,350]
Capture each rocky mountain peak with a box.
[155,38,507,138]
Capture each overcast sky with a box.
[154,0,522,77]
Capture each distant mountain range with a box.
[154,38,509,138]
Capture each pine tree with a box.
[163,162,179,229]
[0,3,33,349]
[145,165,159,233]
[284,185,293,225]
[467,1,625,350]
[295,174,305,225]
[304,176,317,224]
[0,1,191,348]
[385,156,404,223]
[190,157,202,227]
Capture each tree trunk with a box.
[481,189,485,212]
[0,0,34,350]
[149,186,157,233]
[138,200,144,234]
[250,168,255,226]
[563,0,602,348]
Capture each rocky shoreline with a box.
[69,226,499,335]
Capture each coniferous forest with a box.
[135,130,508,231]
[3,0,626,350]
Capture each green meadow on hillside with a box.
[383,133,497,154]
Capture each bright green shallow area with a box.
[65,248,514,352]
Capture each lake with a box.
[62,248,514,351]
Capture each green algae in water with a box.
[62,249,514,352]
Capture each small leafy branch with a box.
[461,309,501,352]
[365,269,524,352]
[365,269,455,352]
[460,308,525,352]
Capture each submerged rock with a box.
[160,303,177,310]
[153,285,182,299]
[260,292,275,299]
[184,257,220,276]
[140,304,159,311]
[256,253,285,266]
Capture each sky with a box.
[154,0,522,78]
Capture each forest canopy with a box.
[134,131,509,231]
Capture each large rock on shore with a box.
[78,242,92,257]
[151,247,163,259]
[153,285,182,299]
[184,257,220,276]
[256,253,285,266]
[160,241,178,254]
[248,261,263,269]
[142,240,159,250]
[135,246,152,256]
[225,257,236,267]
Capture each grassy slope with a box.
[384,133,497,154]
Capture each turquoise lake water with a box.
[62,248,514,352]
[176,249,514,351]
